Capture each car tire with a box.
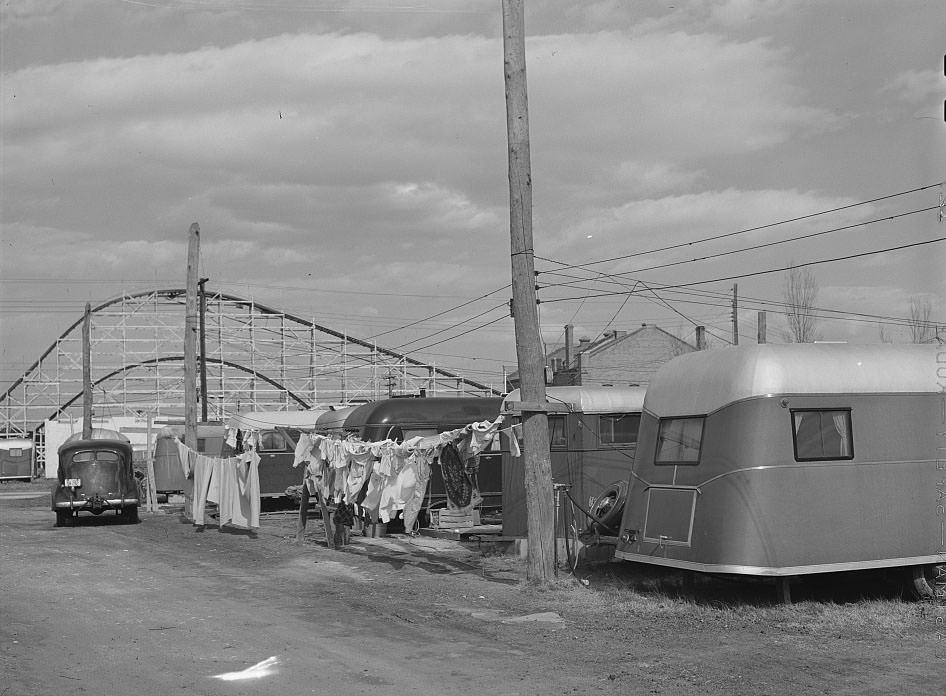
[55,510,73,527]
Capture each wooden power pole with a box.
[757,311,767,344]
[502,0,555,585]
[82,302,93,439]
[184,223,200,450]
[198,277,209,422]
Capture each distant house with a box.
[505,323,699,390]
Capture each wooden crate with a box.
[431,508,480,529]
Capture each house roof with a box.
[585,324,696,357]
[505,325,696,384]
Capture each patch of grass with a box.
[491,558,929,641]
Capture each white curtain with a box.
[832,412,849,457]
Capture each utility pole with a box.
[757,311,767,344]
[145,413,158,512]
[198,277,209,422]
[184,223,200,450]
[502,0,555,585]
[731,283,739,345]
[696,325,706,350]
[82,302,93,439]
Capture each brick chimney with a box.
[564,324,574,368]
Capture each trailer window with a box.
[791,409,853,461]
[548,415,567,449]
[404,427,438,440]
[599,413,641,445]
[259,431,288,452]
[655,417,704,465]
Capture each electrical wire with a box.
[536,204,939,289]
[537,181,945,274]
[407,314,509,354]
[392,302,509,351]
[366,284,510,340]
[540,236,946,303]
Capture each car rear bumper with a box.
[53,498,138,510]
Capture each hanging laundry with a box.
[175,440,261,530]
[190,453,218,525]
[292,432,315,468]
[503,424,522,457]
[345,456,374,503]
[216,451,261,530]
[469,417,502,456]
[377,440,413,523]
[359,469,386,518]
[401,448,434,534]
[439,442,473,508]
[175,439,196,479]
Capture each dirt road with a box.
[1,490,943,695]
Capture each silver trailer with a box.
[613,343,945,600]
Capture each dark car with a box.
[52,434,139,526]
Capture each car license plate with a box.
[65,478,81,487]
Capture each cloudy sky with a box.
[2,0,944,392]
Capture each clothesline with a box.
[223,414,521,460]
[175,440,262,530]
[286,416,515,531]
[177,414,524,539]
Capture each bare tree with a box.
[782,265,820,343]
[877,325,894,343]
[907,296,935,343]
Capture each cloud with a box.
[4,4,936,381]
[882,68,944,105]
[2,28,836,226]
[706,0,803,27]
[528,31,839,169]
[541,187,868,263]
[3,25,839,320]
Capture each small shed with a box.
[0,437,34,481]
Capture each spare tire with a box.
[910,564,945,600]
[439,443,473,508]
[586,480,628,535]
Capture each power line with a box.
[366,284,509,340]
[535,263,940,328]
[408,314,509,354]
[536,181,944,274]
[393,302,509,351]
[540,236,946,303]
[537,205,938,286]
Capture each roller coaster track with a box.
[0,288,503,440]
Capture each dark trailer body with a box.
[322,396,505,515]
[501,386,645,538]
[614,343,944,597]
